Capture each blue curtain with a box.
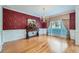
[48,20,68,38]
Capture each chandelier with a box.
[41,7,46,22]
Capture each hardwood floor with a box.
[1,35,79,53]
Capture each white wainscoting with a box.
[70,30,75,40]
[75,30,79,45]
[39,28,47,35]
[3,29,26,43]
[0,33,2,51]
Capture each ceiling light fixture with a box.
[41,7,46,22]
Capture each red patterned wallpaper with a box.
[69,12,75,29]
[41,22,47,28]
[3,8,41,30]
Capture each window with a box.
[50,20,61,29]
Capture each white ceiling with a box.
[3,5,75,17]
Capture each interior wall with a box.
[0,6,2,51]
[3,8,41,44]
[3,8,48,44]
[69,12,75,29]
[3,8,41,30]
[41,22,47,28]
[75,6,79,45]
